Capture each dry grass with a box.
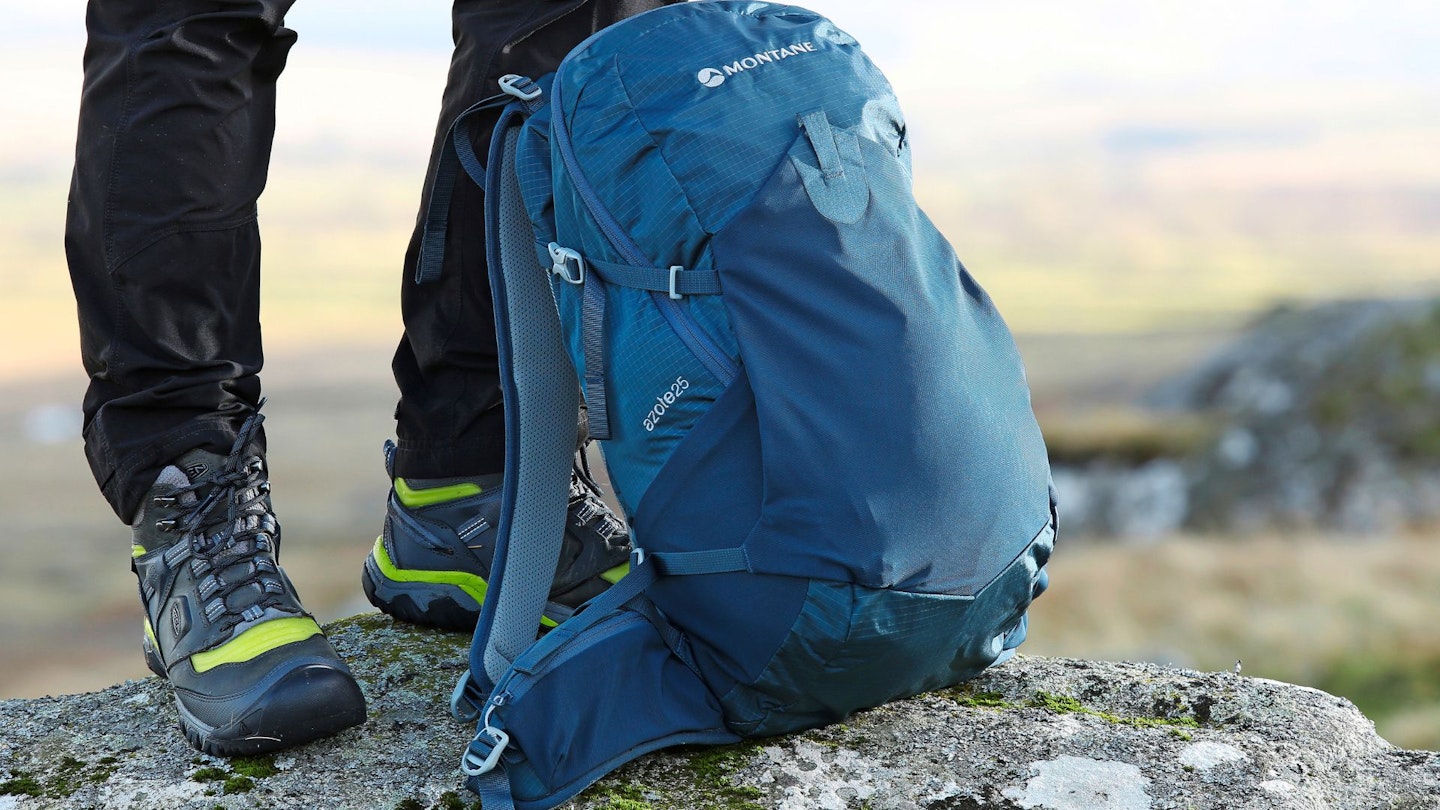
[1027,533,1440,751]
[1038,406,1217,465]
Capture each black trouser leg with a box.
[389,0,680,480]
[67,0,297,521]
[67,0,678,520]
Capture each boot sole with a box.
[145,636,366,756]
[363,537,576,631]
[175,664,367,757]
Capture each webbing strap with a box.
[647,547,750,576]
[563,252,721,442]
[798,109,844,178]
[471,768,515,810]
[625,590,704,676]
[453,115,488,187]
[793,108,868,224]
[414,93,511,284]
[580,276,611,440]
[588,256,723,297]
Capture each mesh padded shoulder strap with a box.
[466,101,579,686]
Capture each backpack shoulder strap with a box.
[473,86,579,689]
[412,77,577,716]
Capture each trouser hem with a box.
[391,436,508,480]
[92,416,260,523]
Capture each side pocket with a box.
[722,519,1055,738]
[482,599,738,808]
[551,275,732,515]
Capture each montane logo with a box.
[643,376,691,432]
[696,67,726,87]
[695,41,817,88]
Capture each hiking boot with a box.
[132,409,366,756]
[362,440,631,632]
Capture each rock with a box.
[1172,299,1440,532]
[2,614,1437,809]
[1053,298,1440,535]
[1052,460,1189,540]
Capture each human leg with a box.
[390,0,682,480]
[68,0,298,522]
[67,0,365,753]
[367,0,680,629]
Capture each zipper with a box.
[488,609,649,708]
[549,62,739,386]
[654,296,736,385]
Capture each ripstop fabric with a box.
[443,3,1058,808]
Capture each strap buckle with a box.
[668,266,685,300]
[460,726,510,777]
[498,74,542,102]
[548,243,586,285]
[460,702,510,777]
[450,669,484,724]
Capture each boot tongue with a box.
[168,448,233,518]
[131,449,230,549]
[172,448,222,486]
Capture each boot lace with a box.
[571,445,629,551]
[152,403,298,634]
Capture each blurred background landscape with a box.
[2,2,1437,750]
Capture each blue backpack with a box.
[417,3,1056,807]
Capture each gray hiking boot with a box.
[361,440,631,632]
[132,409,366,756]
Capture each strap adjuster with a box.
[460,726,510,777]
[461,699,510,777]
[450,669,484,724]
[668,266,685,300]
[498,74,542,102]
[548,243,586,285]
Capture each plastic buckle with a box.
[548,243,586,285]
[450,669,483,724]
[498,74,542,102]
[459,726,510,777]
[630,546,647,567]
[668,266,685,300]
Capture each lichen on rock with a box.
[0,614,1436,809]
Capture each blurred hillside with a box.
[2,1,1438,752]
[5,2,1439,371]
